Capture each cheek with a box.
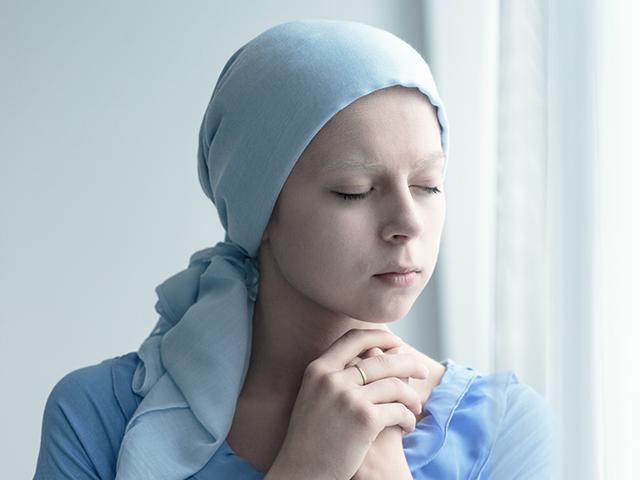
[274,203,372,294]
[294,206,367,271]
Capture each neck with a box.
[240,249,391,403]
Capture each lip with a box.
[373,271,420,287]
[375,266,421,275]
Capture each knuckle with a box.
[389,376,404,388]
[373,353,393,369]
[401,352,416,362]
[385,346,403,355]
[338,388,359,409]
[304,360,327,382]
[345,358,358,368]
[408,409,417,427]
[344,328,360,338]
[316,372,339,394]
[412,387,422,403]
[353,402,376,430]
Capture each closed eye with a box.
[334,186,441,201]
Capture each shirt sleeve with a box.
[479,381,560,479]
[33,359,130,480]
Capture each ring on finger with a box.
[353,364,368,386]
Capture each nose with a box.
[379,185,425,243]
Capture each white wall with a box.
[0,1,436,477]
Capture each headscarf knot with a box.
[205,240,261,303]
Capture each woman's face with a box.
[261,86,446,323]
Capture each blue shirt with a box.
[33,352,558,479]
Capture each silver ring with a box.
[353,364,368,386]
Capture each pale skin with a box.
[225,85,448,479]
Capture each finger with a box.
[322,329,403,370]
[342,352,429,386]
[345,356,362,368]
[383,346,403,355]
[344,348,382,378]
[345,347,382,368]
[359,347,410,384]
[361,377,423,415]
[369,346,409,383]
[344,348,384,385]
[361,347,384,359]
[372,403,417,434]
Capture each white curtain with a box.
[423,0,640,478]
[594,1,640,478]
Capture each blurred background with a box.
[1,0,638,478]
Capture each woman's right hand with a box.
[267,328,430,480]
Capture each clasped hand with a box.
[348,345,416,480]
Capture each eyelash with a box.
[335,186,441,201]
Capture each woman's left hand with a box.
[348,345,417,480]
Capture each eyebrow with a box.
[321,151,446,173]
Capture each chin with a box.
[357,317,392,325]
[352,304,414,324]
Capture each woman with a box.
[34,19,556,479]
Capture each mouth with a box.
[375,266,421,275]
[373,269,421,288]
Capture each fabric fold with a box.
[117,242,259,478]
[402,359,478,470]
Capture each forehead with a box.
[319,151,446,174]
[295,86,443,176]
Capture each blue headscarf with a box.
[115,19,450,479]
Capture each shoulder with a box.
[34,352,142,479]
[45,351,142,424]
[409,360,558,479]
[471,369,559,479]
